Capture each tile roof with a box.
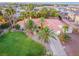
[17,18,64,32]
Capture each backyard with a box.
[0,32,45,56]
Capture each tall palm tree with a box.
[26,4,35,18]
[40,17,45,30]
[25,18,37,35]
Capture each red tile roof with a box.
[17,18,64,32]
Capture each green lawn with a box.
[0,32,45,56]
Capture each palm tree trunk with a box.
[41,23,43,30]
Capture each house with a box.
[17,18,65,35]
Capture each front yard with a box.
[0,32,45,56]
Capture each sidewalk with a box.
[49,37,67,56]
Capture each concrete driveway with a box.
[62,32,79,56]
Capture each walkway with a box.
[49,37,67,56]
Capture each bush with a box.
[63,24,68,33]
[59,33,70,43]
[0,23,9,29]
[64,34,70,41]
[0,30,3,34]
[15,24,20,30]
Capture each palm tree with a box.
[40,17,45,30]
[25,18,37,35]
[26,4,35,18]
[38,26,56,43]
[63,24,68,33]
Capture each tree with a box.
[40,17,45,30]
[20,12,28,19]
[25,18,37,35]
[5,7,16,28]
[0,15,7,24]
[0,15,3,20]
[49,8,59,17]
[0,23,9,29]
[27,4,34,11]
[63,24,68,33]
[38,7,48,18]
[59,24,70,43]
[38,26,56,42]
[30,11,37,18]
[20,11,37,19]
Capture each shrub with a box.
[0,30,3,34]
[63,24,68,33]
[15,24,20,30]
[0,23,9,29]
[59,33,70,43]
[64,34,70,41]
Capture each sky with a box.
[0,2,79,5]
[0,0,79,2]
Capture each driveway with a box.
[62,32,79,56]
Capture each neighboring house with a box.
[74,14,79,24]
[68,12,75,21]
[68,11,79,25]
